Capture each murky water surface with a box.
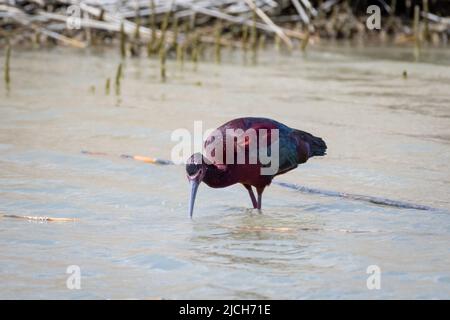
[0,44,449,299]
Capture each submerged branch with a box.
[1,214,78,222]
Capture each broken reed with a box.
[172,16,179,47]
[214,21,222,64]
[157,5,171,82]
[177,23,189,70]
[301,31,310,52]
[250,10,258,64]
[84,12,92,45]
[192,32,200,71]
[160,44,167,82]
[134,5,141,40]
[34,32,41,47]
[258,34,266,51]
[176,39,185,70]
[241,24,253,64]
[105,78,110,95]
[172,16,185,71]
[156,7,172,55]
[242,24,249,54]
[189,12,196,32]
[120,22,126,58]
[275,35,281,51]
[423,0,430,42]
[115,63,123,95]
[148,0,157,56]
[413,5,420,61]
[129,5,141,56]
[176,42,184,70]
[4,43,11,87]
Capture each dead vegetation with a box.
[0,1,448,53]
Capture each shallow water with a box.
[0,44,449,299]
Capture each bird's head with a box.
[186,153,208,218]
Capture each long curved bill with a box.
[189,180,200,218]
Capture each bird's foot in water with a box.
[242,208,262,215]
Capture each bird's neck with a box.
[203,164,237,188]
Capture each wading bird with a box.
[186,117,327,217]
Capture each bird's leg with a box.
[256,187,265,211]
[243,184,258,209]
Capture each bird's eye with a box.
[186,163,203,177]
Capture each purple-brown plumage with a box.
[186,117,327,217]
